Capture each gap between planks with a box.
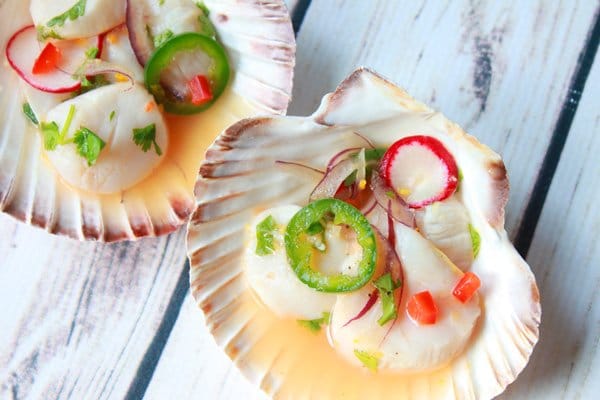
[514,10,600,257]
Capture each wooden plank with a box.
[144,1,598,399]
[145,295,267,400]
[499,57,600,399]
[289,0,598,238]
[0,213,188,399]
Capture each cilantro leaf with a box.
[468,223,481,259]
[297,312,330,333]
[85,46,98,59]
[109,110,116,122]
[47,0,87,28]
[255,215,277,256]
[354,349,381,372]
[37,26,63,41]
[73,127,105,166]
[153,30,174,48]
[132,123,162,156]
[22,103,38,125]
[41,121,61,150]
[373,273,402,326]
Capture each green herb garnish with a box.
[385,190,395,199]
[297,312,330,333]
[85,46,98,59]
[41,121,61,150]
[132,123,162,156]
[468,223,481,258]
[256,215,277,256]
[373,273,402,326]
[73,127,105,166]
[47,0,87,28]
[109,110,116,122]
[40,104,76,150]
[37,26,63,41]
[153,30,174,48]
[22,103,38,125]
[196,1,210,16]
[354,349,381,372]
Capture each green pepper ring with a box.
[285,198,377,293]
[144,33,230,115]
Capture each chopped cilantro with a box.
[468,223,481,258]
[109,110,116,122]
[197,13,216,37]
[40,121,61,150]
[47,0,87,28]
[37,26,63,41]
[354,349,381,372]
[385,190,395,199]
[373,273,402,326]
[159,0,165,5]
[85,46,98,59]
[22,103,38,125]
[132,123,162,156]
[73,127,105,166]
[40,104,76,150]
[153,29,174,48]
[255,215,277,256]
[297,312,330,333]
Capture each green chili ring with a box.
[285,198,377,293]
[144,32,230,115]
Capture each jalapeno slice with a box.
[144,33,230,115]
[285,198,377,293]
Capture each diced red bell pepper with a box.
[452,272,481,303]
[187,74,213,105]
[32,43,62,75]
[407,291,438,325]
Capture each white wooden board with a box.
[144,1,599,399]
[499,57,600,400]
[0,213,187,399]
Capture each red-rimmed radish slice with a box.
[380,135,459,208]
[5,25,103,94]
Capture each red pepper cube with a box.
[187,74,213,105]
[452,272,481,303]
[32,42,62,75]
[407,291,438,325]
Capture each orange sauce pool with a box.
[220,288,460,399]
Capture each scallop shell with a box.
[187,68,541,399]
[0,0,294,241]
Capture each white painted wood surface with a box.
[499,57,600,400]
[0,214,187,399]
[0,1,598,400]
[145,1,600,399]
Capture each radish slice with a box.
[380,135,459,208]
[5,25,102,94]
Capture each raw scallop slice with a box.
[43,83,168,193]
[329,223,480,372]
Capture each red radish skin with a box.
[380,135,459,208]
[6,25,103,94]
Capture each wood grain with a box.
[499,56,600,400]
[144,1,599,399]
[0,214,188,399]
[288,0,598,238]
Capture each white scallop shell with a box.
[187,68,541,399]
[0,0,294,241]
